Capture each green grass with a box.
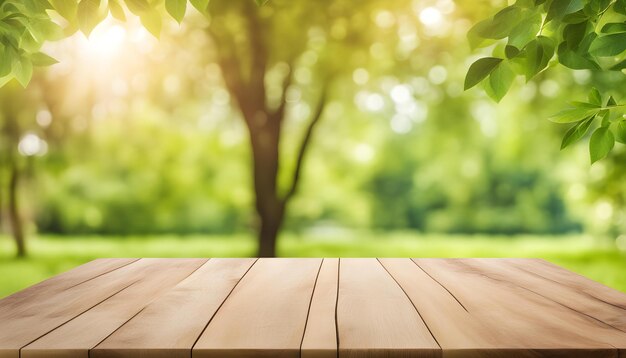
[1,232,625,298]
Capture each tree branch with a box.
[207,26,252,125]
[243,1,267,113]
[271,63,295,123]
[282,82,330,203]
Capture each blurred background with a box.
[1,0,625,297]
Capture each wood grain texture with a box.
[0,258,149,358]
[301,258,339,358]
[379,258,504,357]
[509,258,626,312]
[21,258,207,358]
[3,258,626,358]
[0,258,138,306]
[193,258,322,358]
[470,259,626,332]
[456,258,626,354]
[337,258,439,358]
[414,258,622,357]
[92,258,257,358]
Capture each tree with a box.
[203,1,334,256]
[465,0,626,163]
[1,0,388,256]
[0,81,47,257]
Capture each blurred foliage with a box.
[0,0,624,249]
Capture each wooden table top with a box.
[1,258,625,358]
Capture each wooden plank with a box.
[336,258,439,358]
[508,258,626,308]
[92,258,257,358]
[455,258,626,354]
[470,259,626,332]
[301,258,338,358]
[0,259,168,358]
[414,258,622,357]
[379,258,506,356]
[21,258,207,358]
[193,258,322,358]
[0,258,138,306]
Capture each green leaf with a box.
[607,96,617,107]
[588,87,602,106]
[610,59,626,71]
[0,44,14,77]
[486,61,515,102]
[524,36,555,81]
[30,52,58,66]
[562,21,588,50]
[109,0,126,21]
[585,0,612,14]
[125,0,151,15]
[505,45,520,58]
[468,20,494,49]
[599,109,610,126]
[507,13,541,48]
[561,116,594,149]
[600,22,626,33]
[140,9,162,38]
[13,56,33,87]
[568,101,600,108]
[77,0,103,36]
[550,106,600,123]
[562,10,589,23]
[616,121,626,144]
[546,0,583,23]
[589,126,614,163]
[557,42,600,70]
[255,0,270,5]
[49,0,78,21]
[464,57,503,90]
[589,32,626,57]
[190,0,210,14]
[616,0,626,15]
[474,6,524,40]
[165,0,186,23]
[28,18,64,42]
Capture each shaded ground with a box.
[1,233,625,297]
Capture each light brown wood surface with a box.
[301,258,339,358]
[1,258,625,358]
[21,258,207,358]
[92,258,256,358]
[193,258,322,358]
[337,258,439,358]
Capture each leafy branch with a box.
[465,0,626,163]
[0,0,267,87]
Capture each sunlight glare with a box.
[18,133,48,157]
[353,143,375,163]
[419,7,443,28]
[80,21,127,58]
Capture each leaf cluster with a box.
[0,0,266,87]
[0,0,62,87]
[465,0,626,162]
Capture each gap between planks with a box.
[187,258,260,355]
[85,258,212,357]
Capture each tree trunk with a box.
[8,159,26,258]
[248,120,284,258]
[257,201,284,257]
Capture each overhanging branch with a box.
[282,82,330,203]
